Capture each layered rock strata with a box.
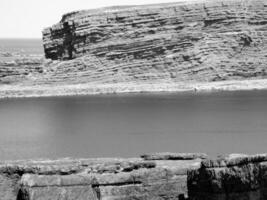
[3,153,267,199]
[0,58,45,84]
[1,153,204,200]
[42,0,267,84]
[1,0,267,97]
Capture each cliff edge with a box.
[43,0,267,83]
[0,0,267,98]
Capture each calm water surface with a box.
[0,38,43,55]
[0,91,267,160]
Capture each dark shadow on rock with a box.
[178,194,186,200]
[16,188,29,200]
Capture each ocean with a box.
[0,38,43,56]
[0,91,267,160]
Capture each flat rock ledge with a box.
[2,153,267,200]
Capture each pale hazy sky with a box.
[0,0,190,38]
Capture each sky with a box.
[0,0,191,38]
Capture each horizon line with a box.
[0,37,42,40]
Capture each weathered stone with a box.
[0,156,202,199]
[20,174,97,187]
[98,179,187,200]
[189,190,262,200]
[19,174,98,200]
[201,154,267,168]
[90,164,191,199]
[226,154,267,167]
[188,154,267,200]
[0,174,20,200]
[19,185,98,200]
[141,152,208,160]
[86,160,156,173]
[39,0,267,86]
[1,0,267,97]
[3,154,267,199]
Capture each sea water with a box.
[0,91,266,160]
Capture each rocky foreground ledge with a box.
[2,153,267,200]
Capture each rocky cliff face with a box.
[42,0,267,84]
[1,0,267,97]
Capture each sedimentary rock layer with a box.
[42,0,267,84]
[2,153,267,200]
[0,153,204,200]
[1,0,267,97]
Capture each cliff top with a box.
[58,0,240,23]
[59,0,200,22]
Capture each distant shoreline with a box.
[0,79,267,99]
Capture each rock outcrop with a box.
[1,0,267,97]
[0,58,45,84]
[188,154,267,200]
[0,153,204,200]
[2,153,267,199]
[42,0,267,84]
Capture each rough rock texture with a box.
[188,154,267,200]
[0,58,45,84]
[42,0,267,85]
[141,152,208,160]
[2,153,267,199]
[0,153,204,200]
[1,0,267,97]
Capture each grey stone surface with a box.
[2,153,267,199]
[20,185,98,200]
[1,0,267,94]
[41,0,267,85]
[0,174,20,200]
[0,154,202,199]
[188,154,267,200]
[141,152,208,160]
[0,0,267,98]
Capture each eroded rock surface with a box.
[0,0,267,97]
[2,153,267,199]
[42,0,267,84]
[0,153,203,200]
[188,154,267,200]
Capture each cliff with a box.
[0,0,267,97]
[42,0,267,83]
[2,153,267,200]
